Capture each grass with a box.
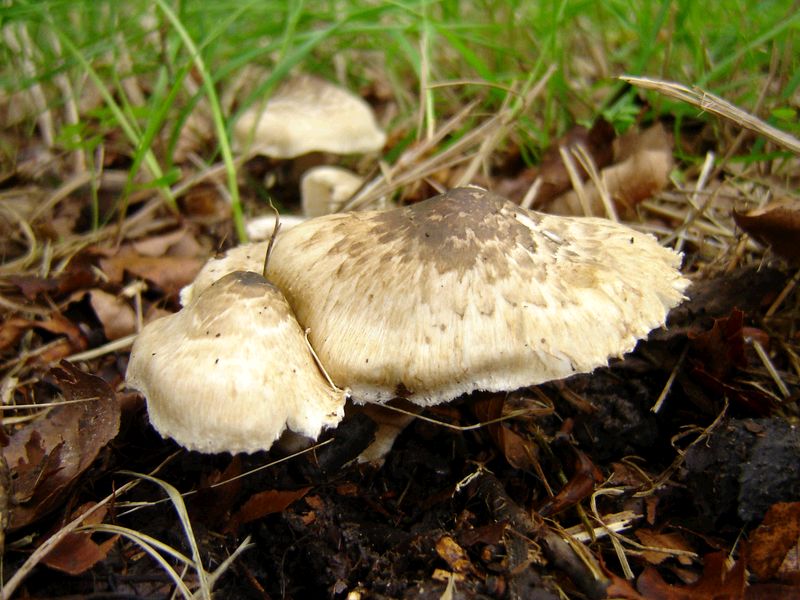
[1,0,796,243]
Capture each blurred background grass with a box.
[1,0,797,236]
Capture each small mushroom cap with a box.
[233,75,386,158]
[127,271,346,454]
[301,166,365,217]
[179,243,269,307]
[266,187,690,405]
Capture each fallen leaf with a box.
[548,123,673,216]
[189,456,243,526]
[472,395,538,470]
[88,288,137,340]
[637,551,746,600]
[0,314,86,354]
[7,361,120,530]
[538,446,604,517]
[99,247,203,296]
[604,573,647,599]
[226,487,311,533]
[745,583,800,599]
[636,528,696,566]
[688,309,747,380]
[747,502,800,580]
[734,198,800,263]
[132,227,205,258]
[41,503,119,575]
[458,521,508,547]
[495,118,616,205]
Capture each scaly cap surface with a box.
[266,187,690,405]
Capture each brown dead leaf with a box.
[538,446,604,517]
[6,254,97,300]
[472,395,538,470]
[747,502,800,580]
[637,551,746,600]
[189,456,243,526]
[132,227,205,258]
[495,118,616,205]
[178,182,232,222]
[435,535,476,575]
[537,118,616,203]
[458,521,507,547]
[99,247,203,296]
[605,573,647,599]
[689,309,747,380]
[0,314,86,354]
[41,503,119,575]
[548,123,673,216]
[734,199,800,263]
[7,361,120,530]
[745,583,800,599]
[88,289,137,341]
[636,528,696,566]
[42,533,118,575]
[226,487,311,533]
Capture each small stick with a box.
[262,199,282,278]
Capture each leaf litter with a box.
[0,64,799,600]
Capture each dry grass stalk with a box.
[621,76,800,155]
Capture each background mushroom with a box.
[233,75,386,158]
[265,186,690,405]
[127,271,346,454]
[301,166,366,217]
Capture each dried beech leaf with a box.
[88,289,137,341]
[99,247,203,296]
[41,532,119,575]
[189,456,243,526]
[132,227,205,258]
[41,502,118,575]
[635,529,695,566]
[734,199,800,263]
[0,315,86,354]
[549,123,673,216]
[637,551,746,600]
[538,447,604,517]
[6,362,120,530]
[472,395,538,470]
[747,502,800,580]
[688,309,747,380]
[226,487,311,532]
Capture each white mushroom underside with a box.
[128,272,345,454]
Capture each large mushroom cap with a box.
[233,75,386,158]
[127,271,346,454]
[266,187,690,406]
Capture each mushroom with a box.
[233,75,386,158]
[179,242,269,306]
[301,166,365,217]
[127,271,346,454]
[264,186,690,406]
